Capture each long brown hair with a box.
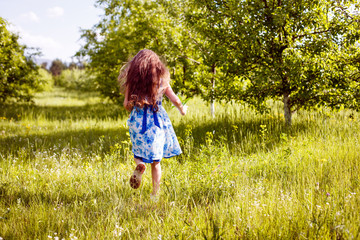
[119,49,169,111]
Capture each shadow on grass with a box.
[174,114,311,156]
[0,102,129,121]
[0,179,131,207]
[0,127,130,160]
[1,101,313,162]
[0,113,313,162]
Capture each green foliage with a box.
[49,59,66,77]
[57,69,96,92]
[320,44,360,111]
[186,0,360,125]
[0,89,360,238]
[77,0,201,102]
[0,17,40,102]
[78,1,360,125]
[37,68,54,91]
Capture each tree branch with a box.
[292,29,332,40]
[177,55,201,65]
[335,0,356,21]
[262,0,268,8]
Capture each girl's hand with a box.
[182,105,188,115]
[178,105,188,115]
[164,85,188,115]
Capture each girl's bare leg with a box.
[151,162,161,196]
[134,157,143,165]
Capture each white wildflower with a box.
[113,224,123,237]
[69,233,78,240]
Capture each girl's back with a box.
[119,49,186,197]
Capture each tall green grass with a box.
[0,88,359,239]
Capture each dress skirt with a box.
[127,103,182,163]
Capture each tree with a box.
[68,62,78,70]
[77,0,200,103]
[185,7,231,117]
[49,59,67,86]
[59,69,95,91]
[320,41,360,110]
[49,59,66,77]
[37,68,54,91]
[0,17,40,102]
[187,0,360,125]
[40,62,48,69]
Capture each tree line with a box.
[1,1,360,125]
[77,0,360,125]
[0,17,92,100]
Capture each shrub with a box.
[58,69,96,92]
[0,17,40,102]
[37,68,54,91]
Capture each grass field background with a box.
[0,88,359,239]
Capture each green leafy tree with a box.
[188,0,360,125]
[185,7,231,117]
[68,62,78,70]
[37,68,54,91]
[0,17,40,102]
[49,59,66,77]
[49,59,67,86]
[59,69,96,91]
[77,0,200,103]
[159,0,203,98]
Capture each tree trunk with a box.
[283,92,292,126]
[211,64,216,118]
[210,101,215,118]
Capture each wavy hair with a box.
[119,49,169,111]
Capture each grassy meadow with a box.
[0,88,359,239]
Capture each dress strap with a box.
[140,104,161,134]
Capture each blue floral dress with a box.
[127,100,182,163]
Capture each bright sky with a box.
[0,0,103,63]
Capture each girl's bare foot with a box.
[129,163,146,189]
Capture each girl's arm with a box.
[164,84,186,115]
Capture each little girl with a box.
[119,49,187,197]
